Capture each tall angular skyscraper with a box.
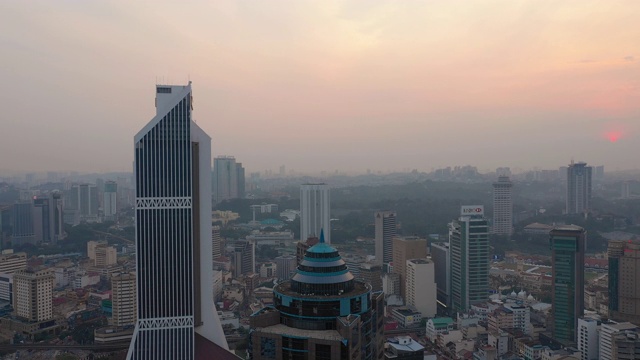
[550,225,585,344]
[566,162,592,215]
[128,83,230,359]
[300,183,331,244]
[212,156,245,204]
[374,210,396,265]
[492,176,513,236]
[449,206,489,312]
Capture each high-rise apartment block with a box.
[599,322,638,360]
[449,206,489,312]
[550,225,585,344]
[0,250,27,274]
[13,268,54,322]
[405,258,437,317]
[374,210,396,265]
[577,317,600,360]
[212,225,223,259]
[95,244,117,267]
[566,162,592,214]
[492,176,513,236]
[128,83,228,359]
[300,183,331,244]
[232,240,255,278]
[104,181,118,221]
[112,272,137,327]
[212,156,245,204]
[392,236,427,300]
[608,240,640,324]
[274,254,297,280]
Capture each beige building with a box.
[608,240,640,324]
[111,272,137,327]
[392,236,427,299]
[13,268,54,322]
[95,244,117,267]
[406,258,436,317]
[0,250,27,274]
[87,240,108,261]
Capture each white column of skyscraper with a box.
[127,83,228,359]
[300,183,331,244]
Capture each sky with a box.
[1,1,639,175]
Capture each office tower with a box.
[392,236,427,299]
[104,181,118,221]
[492,176,513,236]
[49,191,64,243]
[212,156,245,203]
[95,244,117,267]
[359,262,383,292]
[0,273,13,303]
[608,240,640,324]
[274,254,297,280]
[128,83,229,359]
[112,272,137,327]
[550,225,585,343]
[32,197,50,243]
[431,242,451,311]
[212,225,222,259]
[374,210,397,265]
[449,206,490,312]
[13,268,54,322]
[232,240,255,278]
[300,183,331,244]
[577,317,600,360]
[599,322,638,360]
[566,162,592,214]
[248,231,384,359]
[0,250,27,274]
[12,202,35,244]
[406,258,437,317]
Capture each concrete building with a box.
[87,240,108,261]
[374,210,396,265]
[382,272,401,297]
[103,181,118,221]
[359,262,383,293]
[300,183,331,244]
[492,176,513,236]
[212,225,223,259]
[274,254,297,280]
[212,156,245,204]
[384,336,424,360]
[392,236,427,299]
[550,225,585,344]
[0,250,27,274]
[248,231,384,359]
[577,317,599,360]
[612,328,640,360]
[13,268,54,322]
[405,258,436,317]
[259,263,276,278]
[426,317,454,342]
[112,272,137,327]
[127,83,229,358]
[232,240,255,278]
[0,273,13,303]
[599,322,638,360]
[449,206,489,312]
[566,162,592,214]
[95,244,117,267]
[431,242,451,311]
[11,202,35,244]
[608,240,640,324]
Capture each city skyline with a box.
[1,1,639,174]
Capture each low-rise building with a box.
[385,336,424,359]
[426,317,454,342]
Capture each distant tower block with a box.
[300,183,331,244]
[492,176,513,236]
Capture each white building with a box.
[406,258,437,317]
[13,269,53,322]
[504,303,531,335]
[54,266,75,288]
[103,181,118,221]
[300,183,331,244]
[599,321,638,360]
[492,176,513,235]
[259,262,276,278]
[382,272,401,297]
[274,255,297,280]
[112,272,136,327]
[73,271,100,289]
[577,317,599,360]
[426,317,454,342]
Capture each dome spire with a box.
[319,228,325,243]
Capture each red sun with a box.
[605,131,622,143]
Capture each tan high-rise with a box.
[609,240,640,325]
[112,272,137,327]
[13,268,54,322]
[392,236,427,299]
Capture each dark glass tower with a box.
[127,83,229,359]
[249,230,384,359]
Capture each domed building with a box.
[249,231,384,359]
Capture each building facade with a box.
[300,183,331,244]
[275,254,297,280]
[212,156,245,204]
[566,162,592,214]
[449,206,489,312]
[405,258,436,317]
[127,83,228,359]
[112,272,137,327]
[431,242,451,312]
[104,181,118,221]
[577,317,600,360]
[550,225,585,344]
[374,211,396,265]
[608,240,640,325]
[392,236,427,300]
[492,176,513,236]
[13,268,54,322]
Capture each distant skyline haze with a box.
[1,1,639,174]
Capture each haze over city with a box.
[1,1,639,174]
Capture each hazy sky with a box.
[1,1,639,175]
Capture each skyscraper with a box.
[449,206,489,312]
[566,162,592,215]
[374,210,396,265]
[550,225,585,344]
[300,183,331,244]
[112,272,137,327]
[406,258,437,317]
[492,176,513,236]
[212,225,222,260]
[104,180,118,221]
[608,240,640,325]
[13,268,53,322]
[392,236,427,300]
[128,83,229,359]
[232,240,255,278]
[212,156,245,204]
